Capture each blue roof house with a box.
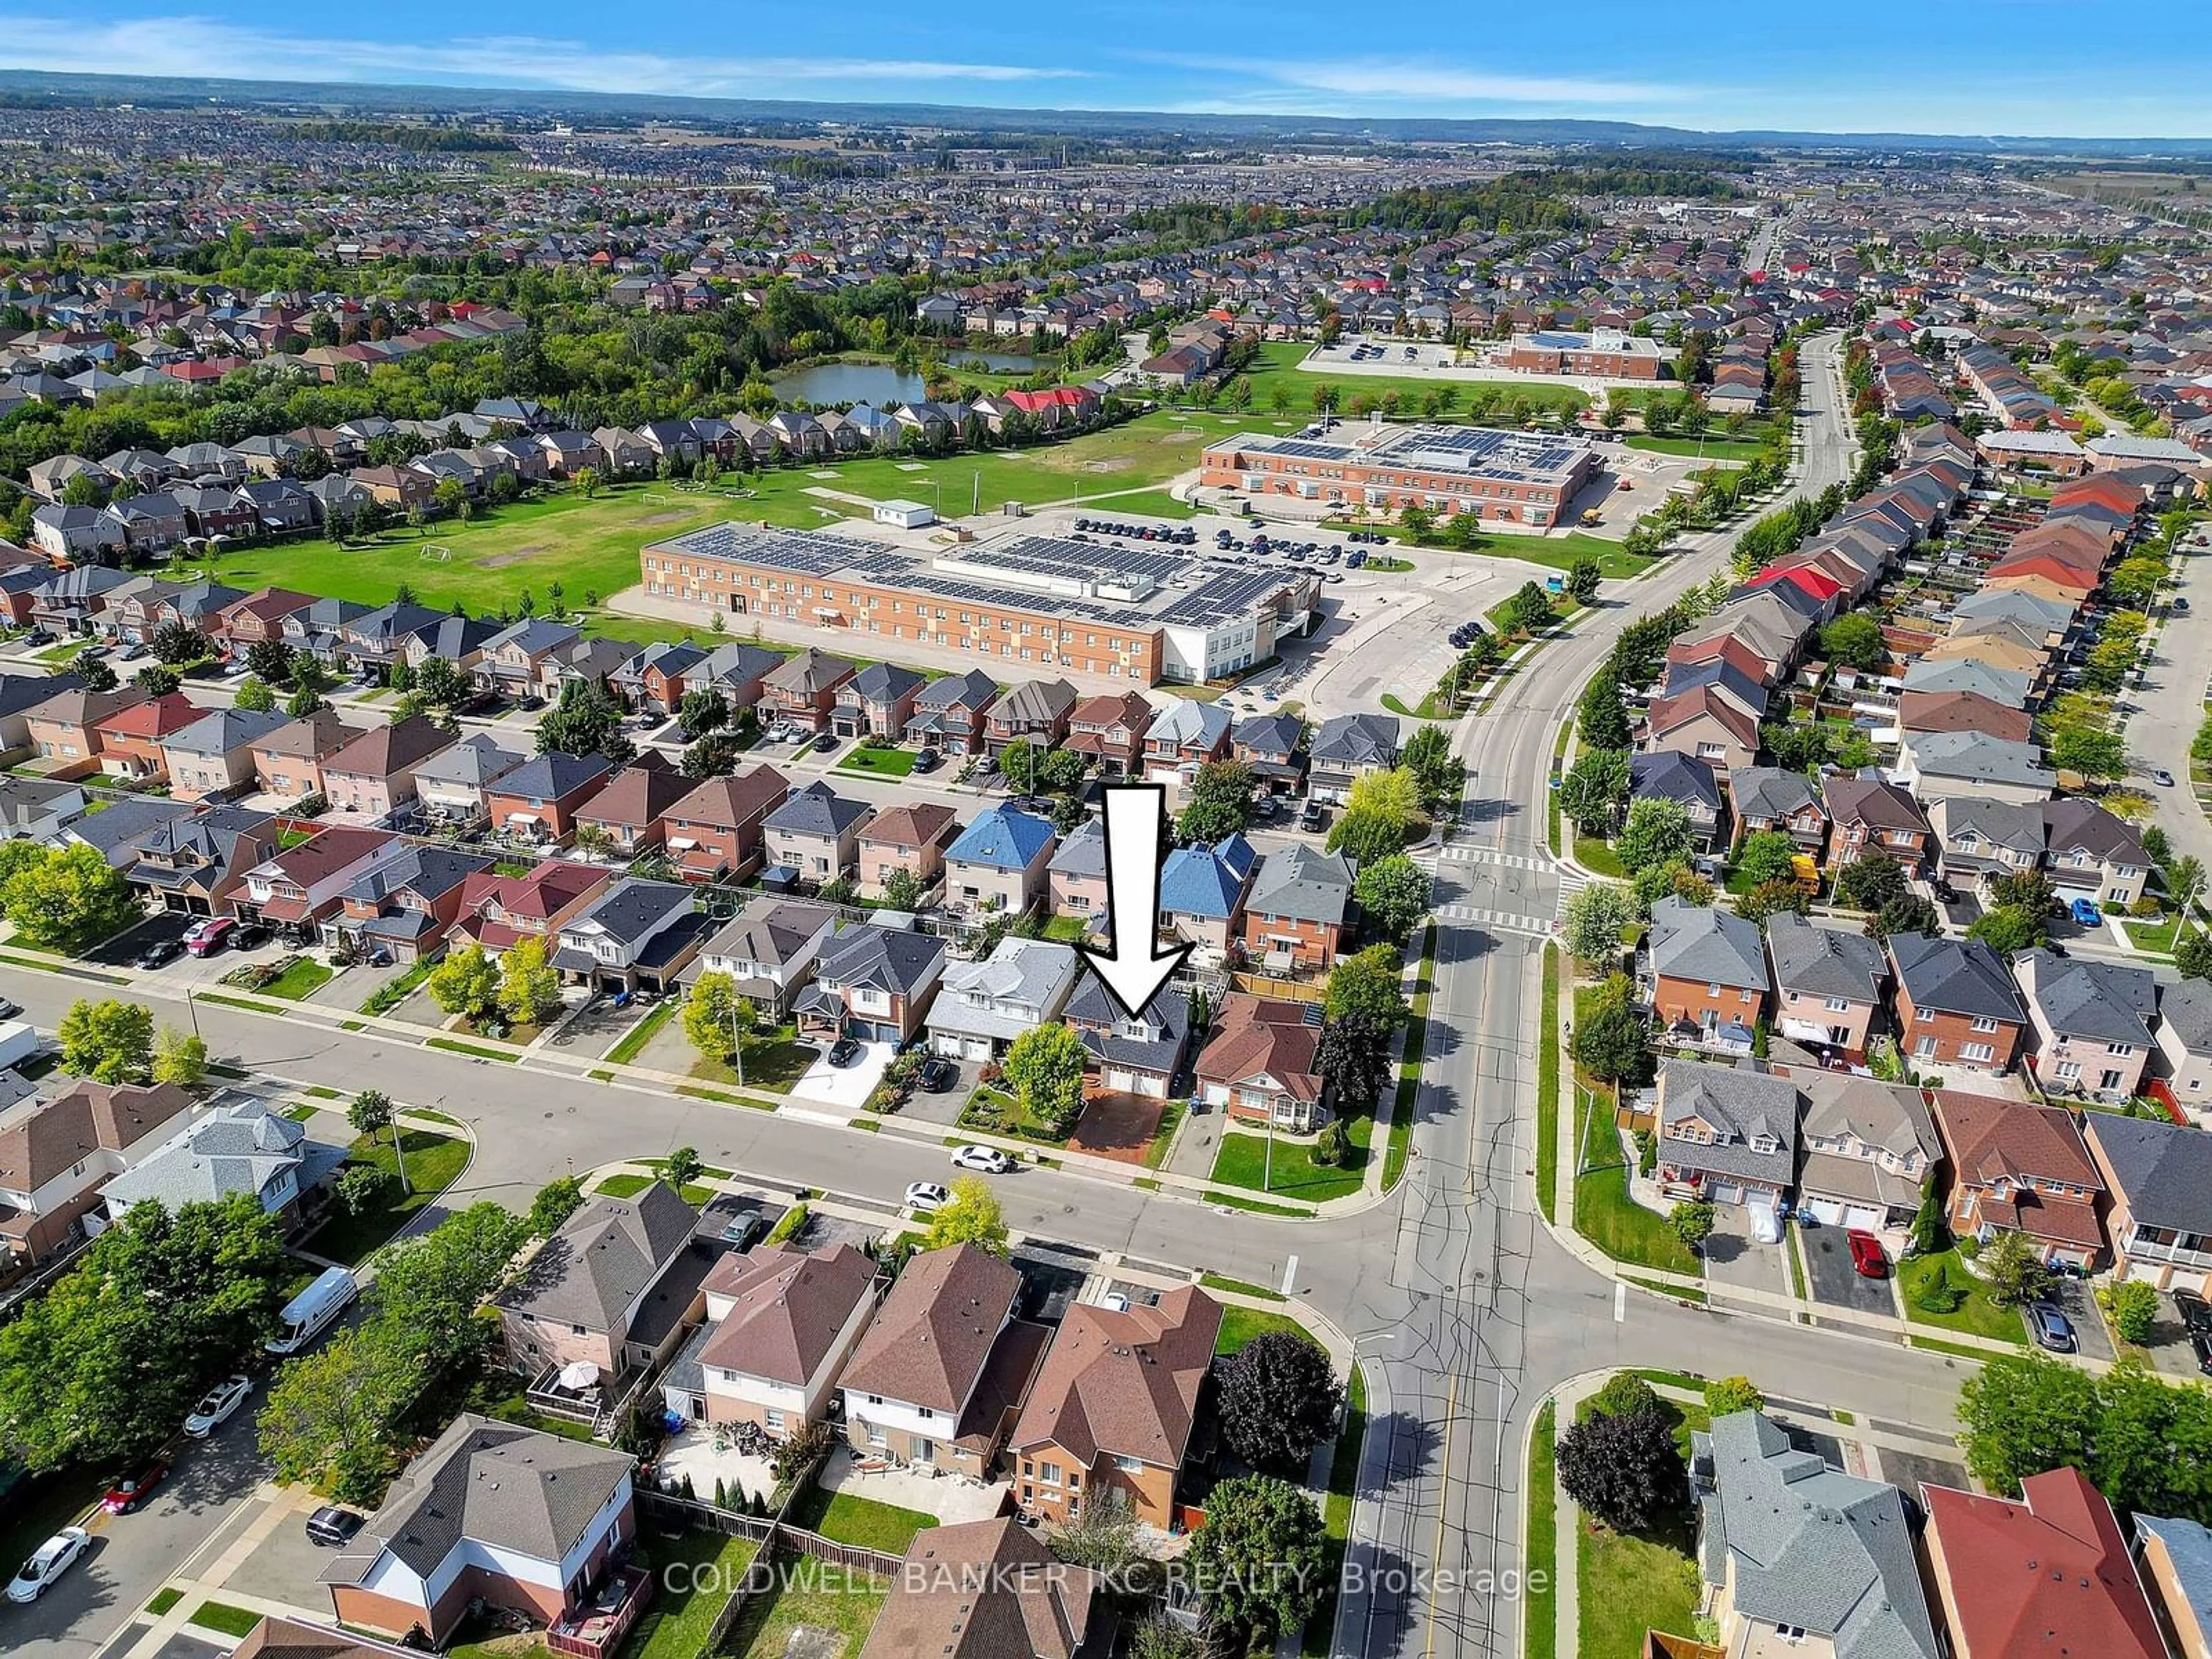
[943,805,1058,919]
[1160,833,1259,964]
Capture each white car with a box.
[7,1528,89,1602]
[184,1373,253,1438]
[904,1181,952,1213]
[949,1146,1013,1175]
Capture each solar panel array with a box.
[1226,422,1595,486]
[661,521,900,577]
[956,535,1187,588]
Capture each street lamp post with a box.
[728,994,748,1090]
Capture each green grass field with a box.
[1237,342,1590,419]
[719,1558,886,1659]
[299,1128,469,1266]
[782,1485,934,1554]
[1211,1127,1365,1203]
[836,746,916,778]
[1899,1247,2028,1344]
[1215,1304,1310,1357]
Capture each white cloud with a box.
[0,15,1084,93]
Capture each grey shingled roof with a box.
[1730,765,1821,824]
[1630,749,1721,815]
[495,1181,699,1332]
[1649,896,1767,991]
[1311,711,1399,768]
[1764,914,1885,1004]
[1702,1411,1940,1659]
[764,780,872,840]
[1908,729,2056,792]
[103,1093,338,1213]
[1658,1060,1798,1187]
[2083,1114,2212,1237]
[1888,933,2025,1024]
[2159,978,2212,1056]
[1244,843,1355,926]
[2017,948,2157,1048]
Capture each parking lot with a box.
[1797,1222,1900,1324]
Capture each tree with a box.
[1002,1024,1088,1138]
[661,1146,704,1191]
[1353,855,1432,946]
[0,1195,289,1469]
[366,1201,528,1373]
[2050,726,2127,783]
[498,936,562,1028]
[2180,930,2212,983]
[1216,1331,1343,1476]
[151,621,207,666]
[1324,944,1410,1031]
[1562,881,1636,967]
[1566,558,1603,604]
[1957,1351,2100,1496]
[1967,904,2047,955]
[2107,554,2166,607]
[151,1025,207,1088]
[1910,1175,1947,1257]
[1734,877,1810,926]
[683,971,757,1074]
[1668,1199,1716,1252]
[246,638,293,683]
[528,1176,586,1237]
[881,867,926,911]
[1733,831,1800,891]
[258,1320,424,1501]
[286,684,329,718]
[1050,1489,1152,1581]
[427,942,501,1025]
[1577,675,1633,751]
[348,1086,395,1142]
[921,1175,1009,1255]
[1316,1010,1393,1114]
[1187,1475,1329,1650]
[1179,759,1254,843]
[2,843,139,950]
[1571,974,1652,1087]
[75,654,118,693]
[137,665,181,696]
[1981,1229,2053,1308]
[233,673,276,712]
[1327,767,1422,863]
[1589,1372,1660,1419]
[1555,1404,1685,1533]
[2102,1279,2159,1345]
[1495,580,1555,639]
[536,675,626,759]
[998,737,1039,795]
[1558,747,1630,832]
[1869,893,1942,941]
[338,1164,400,1217]
[1819,612,1885,672]
[1615,797,1695,876]
[58,997,153,1083]
[1400,724,1465,815]
[1704,1376,1764,1418]
[678,688,729,737]
[1833,852,1907,912]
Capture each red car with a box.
[183,916,236,958]
[1846,1229,1888,1279]
[103,1456,169,1514]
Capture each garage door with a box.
[1137,1073,1166,1099]
[1707,1181,1744,1206]
[931,1035,965,1059]
[1106,1067,1138,1093]
[1805,1199,1845,1226]
[1843,1204,1883,1232]
[964,1037,991,1063]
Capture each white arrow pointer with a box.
[1076,782,1193,1019]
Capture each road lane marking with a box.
[1425,1369,1461,1659]
[1282,1254,1298,1296]
[1615,1281,1626,1323]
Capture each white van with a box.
[266,1266,358,1355]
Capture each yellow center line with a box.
[1424,1368,1461,1659]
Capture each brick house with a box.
[1824,775,1933,873]
[761,782,874,889]
[25,684,145,779]
[661,766,792,882]
[903,669,999,755]
[90,692,202,785]
[331,845,496,963]
[572,755,693,861]
[1763,913,1887,1062]
[482,751,615,847]
[1196,995,1330,1131]
[832,663,926,740]
[1929,1090,2107,1268]
[1889,933,2028,1075]
[450,859,612,953]
[320,714,456,818]
[1047,820,1108,926]
[2082,1114,2212,1297]
[857,801,958,903]
[758,649,856,733]
[659,1242,881,1435]
[1064,691,1154,777]
[2015,948,2157,1102]
[249,709,362,801]
[0,1080,198,1281]
[162,708,290,802]
[1646,896,1768,1052]
[494,1183,706,1384]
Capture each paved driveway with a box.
[212,1500,338,1617]
[787,1040,895,1110]
[1798,1223,1899,1324]
[2041,1275,2114,1363]
[1702,1214,1794,1307]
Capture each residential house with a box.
[1048,820,1108,927]
[761,782,874,890]
[1654,1059,1798,1213]
[1921,1468,2163,1659]
[320,715,455,819]
[1008,1286,1222,1532]
[2041,798,2153,909]
[1196,995,1330,1131]
[162,707,291,802]
[237,825,403,940]
[413,733,526,825]
[1065,691,1154,777]
[249,709,363,802]
[0,776,88,840]
[572,756,692,861]
[1929,797,2046,892]
[660,767,793,882]
[1764,914,1887,1061]
[904,669,999,755]
[472,620,585,703]
[792,921,947,1045]
[694,898,840,1018]
[1889,933,2029,1074]
[552,880,711,995]
[1644,677,1762,776]
[927,938,1081,1063]
[483,752,615,847]
[856,802,958,904]
[944,805,1056,919]
[1158,832,1258,965]
[838,1243,1047,1479]
[608,642,706,717]
[322,1416,637,1645]
[1141,698,1232,782]
[1929,1091,2107,1268]
[1241,844,1357,974]
[2131,1514,2212,1659]
[1308,713,1400,805]
[1232,709,1306,795]
[1897,687,2039,746]
[984,678,1078,754]
[127,804,278,916]
[1823,775,1933,872]
[0,672,79,763]
[451,859,612,954]
[2083,1113,2212,1296]
[25,683,144,778]
[858,1520,1110,1659]
[1727,765,1827,854]
[332,845,496,963]
[1793,1069,1938,1232]
[1647,896,1768,1052]
[87,694,199,786]
[495,1183,707,1385]
[684,642,782,714]
[2016,948,2158,1101]
[0,1080,198,1278]
[2154,978,2212,1123]
[103,1093,340,1229]
[758,649,856,734]
[660,1241,880,1434]
[1894,729,2056,806]
[1691,1411,1941,1659]
[832,664,926,740]
[1066,978,1188,1099]
[1629,751,1724,850]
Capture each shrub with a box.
[1589,1372,1660,1419]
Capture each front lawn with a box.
[957,1084,1071,1145]
[1573,834,1628,878]
[1525,1399,1558,1659]
[1575,1384,1708,1659]
[687,1028,818,1094]
[1210,1128,1364,1204]
[1215,1305,1308,1357]
[626,1532,759,1659]
[1899,1247,2028,1345]
[186,1602,265,1638]
[2124,914,2180,956]
[259,956,333,1000]
[300,1127,469,1266]
[719,1557,887,1659]
[782,1484,934,1554]
[835,746,916,778]
[1571,1085,1698,1275]
[604,999,676,1066]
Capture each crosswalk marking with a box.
[1437,844,1552,872]
[1438,903,1555,938]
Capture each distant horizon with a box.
[0,5,2209,145]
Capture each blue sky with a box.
[3,3,2208,138]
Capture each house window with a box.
[866,1423,887,1448]
[1969,1016,2001,1034]
[570,1323,588,1336]
[1961,1043,1995,1063]
[2055,1060,2081,1081]
[1914,1036,1937,1059]
[1039,1461,1063,1486]
[764,1408,785,1431]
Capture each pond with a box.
[770,352,1050,407]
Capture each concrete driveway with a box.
[2041,1275,2115,1363]
[1702,1212,1795,1308]
[1797,1222,1899,1324]
[787,1040,895,1110]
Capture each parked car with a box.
[2177,1290,2212,1335]
[7,1528,90,1602]
[904,1181,952,1213]
[2068,897,2103,928]
[2175,596,2191,612]
[136,938,183,970]
[912,748,941,774]
[304,1506,366,1549]
[1845,1230,1888,1278]
[0,996,18,1019]
[828,1035,864,1067]
[918,1056,960,1093]
[813,732,839,752]
[184,1373,253,1438]
[102,1457,169,1515]
[182,916,236,958]
[2154,768,2177,787]
[950,1145,1014,1174]
[2028,1301,2078,1353]
[1300,801,1328,832]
